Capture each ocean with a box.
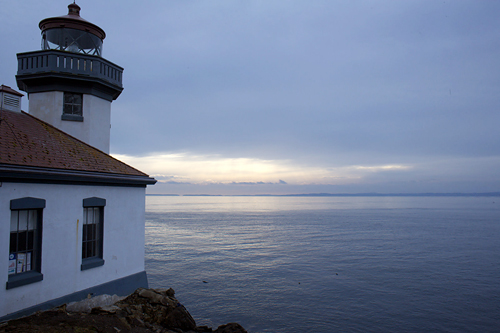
[144,195,500,332]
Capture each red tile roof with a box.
[0,109,149,177]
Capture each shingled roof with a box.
[0,109,155,186]
[0,85,24,97]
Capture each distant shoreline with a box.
[146,192,500,197]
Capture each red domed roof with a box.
[38,2,105,40]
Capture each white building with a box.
[0,3,156,321]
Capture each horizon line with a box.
[146,192,500,197]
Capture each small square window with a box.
[62,92,83,121]
[63,93,82,116]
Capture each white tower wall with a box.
[28,91,111,153]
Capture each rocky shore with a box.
[0,288,247,333]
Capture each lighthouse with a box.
[16,2,123,154]
[0,3,155,321]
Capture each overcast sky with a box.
[1,1,499,194]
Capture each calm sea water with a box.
[144,196,500,333]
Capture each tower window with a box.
[62,92,83,121]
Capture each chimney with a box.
[0,85,23,113]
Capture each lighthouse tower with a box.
[16,2,123,154]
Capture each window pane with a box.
[18,231,27,252]
[28,210,37,230]
[10,211,18,232]
[63,104,72,115]
[87,208,94,224]
[74,94,82,104]
[74,104,82,115]
[27,230,34,251]
[82,224,88,242]
[18,211,28,231]
[83,207,88,225]
[94,207,100,224]
[10,233,17,253]
[26,252,32,271]
[8,253,16,275]
[89,224,95,241]
[82,241,86,259]
[17,252,26,273]
[64,93,74,104]
[86,242,93,258]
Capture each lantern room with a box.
[39,3,105,56]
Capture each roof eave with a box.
[0,164,157,187]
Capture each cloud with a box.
[230,180,287,186]
[163,180,193,185]
[115,151,500,194]
[113,152,314,184]
[112,151,417,186]
[353,165,412,172]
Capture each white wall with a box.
[28,92,111,153]
[0,182,146,318]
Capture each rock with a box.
[154,287,176,298]
[118,317,132,330]
[117,288,197,332]
[2,288,246,333]
[139,288,165,304]
[66,294,125,313]
[166,288,176,297]
[214,323,248,333]
[127,315,146,328]
[161,303,196,331]
[98,305,122,313]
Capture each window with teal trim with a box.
[81,197,105,270]
[7,197,45,289]
[82,207,102,259]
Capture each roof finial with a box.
[68,2,81,16]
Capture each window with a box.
[42,28,103,56]
[81,197,105,270]
[62,92,83,121]
[7,197,45,289]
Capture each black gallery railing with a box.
[17,50,123,88]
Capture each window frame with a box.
[81,197,105,271]
[7,197,45,290]
[62,92,84,122]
